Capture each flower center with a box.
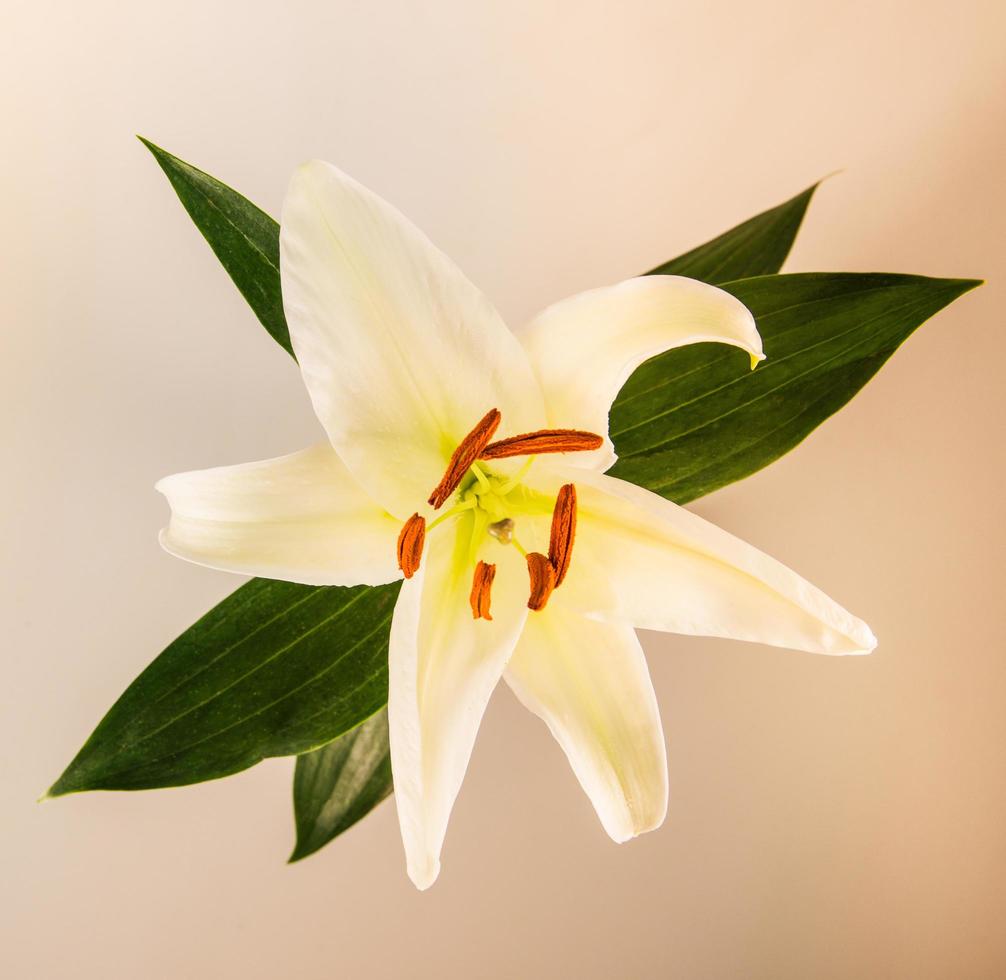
[395,409,600,619]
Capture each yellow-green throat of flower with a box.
[395,408,600,619]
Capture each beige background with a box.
[3,1,1004,977]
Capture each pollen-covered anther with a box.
[469,560,497,620]
[427,408,502,509]
[480,429,602,460]
[548,483,577,587]
[397,513,426,579]
[526,552,556,611]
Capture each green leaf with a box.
[607,273,981,503]
[646,183,817,282]
[289,708,392,863]
[49,579,398,794]
[139,138,293,357]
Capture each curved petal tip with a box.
[407,856,441,891]
[849,621,878,656]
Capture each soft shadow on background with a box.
[3,2,1003,978]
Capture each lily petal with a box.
[526,463,876,655]
[515,276,763,470]
[280,161,545,518]
[505,604,667,842]
[157,444,400,586]
[388,517,529,889]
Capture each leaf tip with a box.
[136,136,172,166]
[44,773,73,799]
[937,276,985,304]
[793,170,841,211]
[45,757,93,799]
[42,780,69,801]
[818,167,846,185]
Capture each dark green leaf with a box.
[49,579,398,793]
[608,273,981,503]
[646,183,817,283]
[139,138,292,356]
[289,708,392,862]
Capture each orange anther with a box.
[526,552,556,611]
[397,513,426,578]
[481,429,602,460]
[548,483,577,587]
[427,408,501,509]
[469,560,497,620]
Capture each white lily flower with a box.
[157,161,877,890]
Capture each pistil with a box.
[487,518,514,544]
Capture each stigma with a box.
[487,518,514,544]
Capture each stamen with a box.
[396,513,426,579]
[498,455,536,494]
[481,429,602,460]
[469,561,496,620]
[548,483,577,587]
[426,496,476,532]
[469,461,491,492]
[468,508,490,567]
[526,552,556,611]
[427,408,501,508]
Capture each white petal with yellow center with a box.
[156,444,400,586]
[388,516,529,890]
[280,161,546,518]
[526,462,876,655]
[515,275,763,470]
[505,602,667,842]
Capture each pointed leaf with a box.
[50,579,398,794]
[608,273,981,502]
[140,138,293,356]
[646,183,817,283]
[289,708,393,863]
